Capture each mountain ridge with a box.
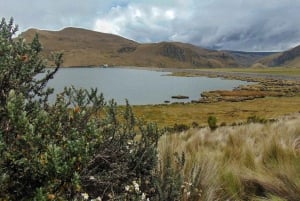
[19,27,239,68]
[20,27,300,68]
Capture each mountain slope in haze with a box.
[258,45,300,67]
[20,27,239,68]
[226,50,277,67]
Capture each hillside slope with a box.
[227,50,276,67]
[258,45,300,67]
[20,27,239,68]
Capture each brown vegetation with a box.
[20,27,239,68]
[200,79,300,103]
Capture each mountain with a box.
[226,50,277,67]
[257,45,300,67]
[20,27,239,68]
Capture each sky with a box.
[1,0,300,52]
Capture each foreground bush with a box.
[0,18,161,201]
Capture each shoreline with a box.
[111,66,300,103]
[58,65,300,81]
[112,66,300,81]
[55,65,300,104]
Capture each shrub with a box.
[191,121,199,128]
[247,115,267,124]
[0,18,161,201]
[155,150,185,201]
[208,115,217,130]
[173,123,190,132]
[220,122,227,127]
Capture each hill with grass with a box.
[226,50,276,67]
[20,27,239,68]
[257,45,300,68]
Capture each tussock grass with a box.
[158,113,300,200]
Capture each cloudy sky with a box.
[1,0,300,51]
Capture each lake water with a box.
[45,67,250,105]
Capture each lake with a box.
[45,67,251,105]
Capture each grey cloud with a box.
[1,0,300,51]
[166,0,300,51]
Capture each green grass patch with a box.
[132,96,300,127]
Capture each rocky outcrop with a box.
[118,46,137,53]
[171,95,189,99]
[160,43,186,62]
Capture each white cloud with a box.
[94,19,120,34]
[151,7,160,18]
[92,3,177,42]
[165,10,175,20]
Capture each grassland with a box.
[158,113,300,200]
[200,67,300,76]
[132,96,300,127]
[137,67,300,200]
[168,67,300,79]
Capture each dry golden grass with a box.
[158,113,300,200]
[209,90,266,97]
[132,96,300,127]
[200,67,300,76]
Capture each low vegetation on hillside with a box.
[20,27,239,68]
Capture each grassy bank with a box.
[207,67,300,76]
[158,113,300,200]
[132,96,300,127]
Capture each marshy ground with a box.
[130,67,300,128]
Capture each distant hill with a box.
[20,27,239,68]
[257,45,300,68]
[226,50,277,67]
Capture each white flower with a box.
[91,197,102,201]
[132,180,140,192]
[141,193,146,200]
[125,185,130,191]
[8,89,15,97]
[89,176,96,180]
[81,192,89,200]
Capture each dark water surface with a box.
[46,67,251,105]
